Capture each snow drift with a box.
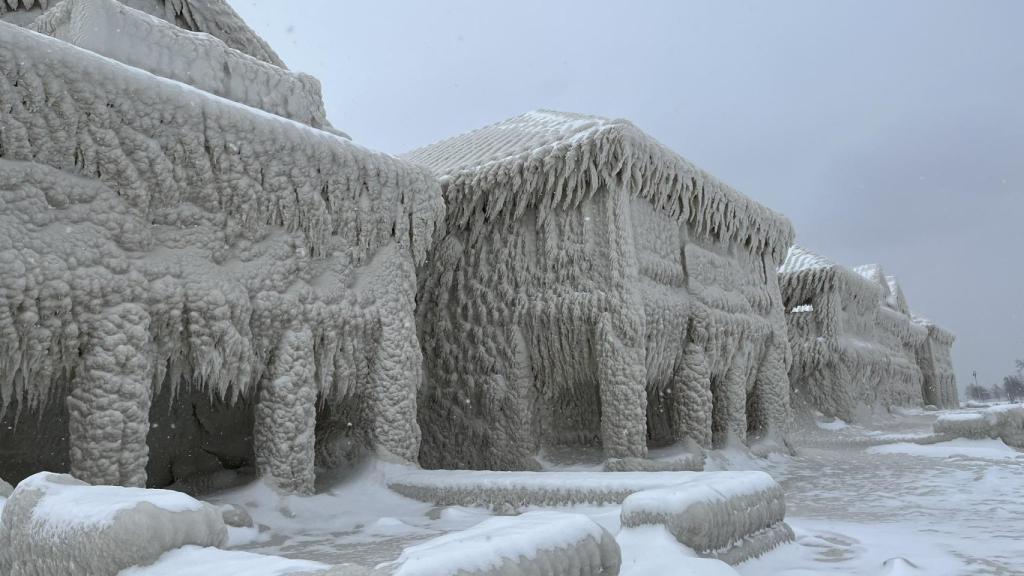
[378,512,621,576]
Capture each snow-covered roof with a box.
[405,110,794,262]
[1,0,285,68]
[778,245,837,274]
[778,245,881,313]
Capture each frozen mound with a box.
[779,246,947,421]
[28,0,330,129]
[388,469,743,509]
[1,0,286,67]
[118,545,329,576]
[619,471,792,564]
[0,472,226,576]
[603,452,703,472]
[0,21,443,493]
[0,477,12,498]
[934,405,1024,448]
[377,511,620,576]
[407,110,794,471]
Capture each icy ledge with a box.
[619,471,793,565]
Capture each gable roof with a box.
[404,109,794,262]
[2,0,284,67]
[778,245,837,274]
[778,245,881,312]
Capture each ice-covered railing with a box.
[405,110,795,263]
[0,22,444,491]
[28,0,331,130]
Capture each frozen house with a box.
[0,0,444,494]
[913,317,958,409]
[779,247,930,420]
[406,110,795,471]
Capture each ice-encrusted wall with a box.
[0,19,443,492]
[914,318,958,409]
[780,247,940,421]
[408,110,794,470]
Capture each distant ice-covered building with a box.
[913,317,958,409]
[406,110,795,470]
[0,0,443,494]
[779,247,947,420]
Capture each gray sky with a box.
[233,0,1023,391]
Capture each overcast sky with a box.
[233,0,1023,391]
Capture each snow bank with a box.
[617,525,739,575]
[0,472,226,576]
[29,0,330,129]
[378,511,620,576]
[933,413,989,439]
[118,545,329,576]
[868,438,1024,461]
[620,471,792,564]
[387,469,730,508]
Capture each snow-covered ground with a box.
[198,404,1024,575]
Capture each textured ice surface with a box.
[779,246,954,421]
[0,472,226,576]
[1,0,287,67]
[0,20,442,490]
[407,110,794,470]
[29,0,330,128]
[620,471,792,564]
[387,468,748,508]
[379,511,620,576]
[932,404,1024,447]
[118,546,329,576]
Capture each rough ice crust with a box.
[0,472,226,576]
[407,110,795,470]
[779,246,941,421]
[913,318,958,410]
[1,0,287,68]
[619,471,793,564]
[0,22,443,490]
[378,512,621,576]
[934,405,1024,448]
[387,468,751,508]
[28,0,330,129]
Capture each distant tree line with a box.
[966,359,1024,402]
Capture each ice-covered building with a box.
[779,247,930,420]
[0,0,443,494]
[913,317,958,409]
[406,110,795,471]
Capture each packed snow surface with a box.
[19,472,203,532]
[381,511,616,576]
[119,546,329,576]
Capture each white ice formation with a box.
[1,0,287,68]
[0,2,443,494]
[779,246,958,420]
[934,405,1024,448]
[379,512,621,576]
[619,471,792,565]
[0,472,227,576]
[406,110,796,471]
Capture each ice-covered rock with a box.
[0,477,12,498]
[0,472,226,576]
[934,405,1024,448]
[377,511,620,576]
[619,471,792,564]
[406,110,794,471]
